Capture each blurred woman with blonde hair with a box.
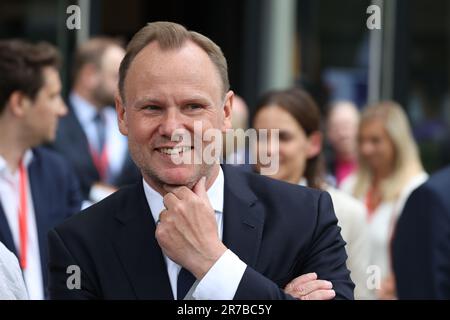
[341,101,428,299]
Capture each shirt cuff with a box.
[192,249,247,300]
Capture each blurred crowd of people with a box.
[0,38,141,299]
[0,34,449,300]
[230,88,449,299]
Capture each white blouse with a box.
[299,179,371,299]
[340,172,428,290]
[0,242,28,300]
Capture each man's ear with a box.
[221,90,234,132]
[306,131,323,159]
[115,93,128,136]
[7,91,32,117]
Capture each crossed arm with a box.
[156,178,353,300]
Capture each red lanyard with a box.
[90,145,109,182]
[18,161,28,270]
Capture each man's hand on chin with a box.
[155,176,227,280]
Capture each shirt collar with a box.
[298,177,308,187]
[143,166,225,224]
[70,92,99,123]
[0,149,34,175]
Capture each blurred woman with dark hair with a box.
[252,88,371,299]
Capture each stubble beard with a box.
[129,140,215,192]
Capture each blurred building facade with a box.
[1,0,449,172]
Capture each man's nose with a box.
[158,108,183,137]
[58,99,68,117]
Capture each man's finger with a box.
[163,192,180,210]
[285,273,317,290]
[193,176,209,201]
[284,285,297,297]
[165,186,192,200]
[157,208,169,225]
[295,280,333,296]
[300,289,335,300]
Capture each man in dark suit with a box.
[0,40,82,299]
[393,166,450,299]
[52,37,140,205]
[48,22,354,300]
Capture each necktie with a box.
[175,210,219,299]
[92,112,110,181]
[93,112,106,153]
[177,267,196,300]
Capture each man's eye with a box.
[144,105,161,111]
[279,132,292,142]
[186,104,202,110]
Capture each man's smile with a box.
[155,146,194,156]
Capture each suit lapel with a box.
[0,203,16,255]
[112,167,265,298]
[27,152,52,293]
[222,165,265,268]
[113,181,173,299]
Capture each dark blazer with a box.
[51,103,141,199]
[0,147,82,297]
[393,166,450,299]
[48,165,354,300]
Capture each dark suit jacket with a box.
[0,147,82,297]
[393,166,450,299]
[48,165,354,300]
[51,103,141,199]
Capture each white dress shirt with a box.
[0,241,28,299]
[0,150,43,299]
[70,93,128,186]
[143,167,247,299]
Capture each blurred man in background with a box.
[0,40,81,299]
[52,37,140,207]
[223,94,251,166]
[326,101,360,186]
